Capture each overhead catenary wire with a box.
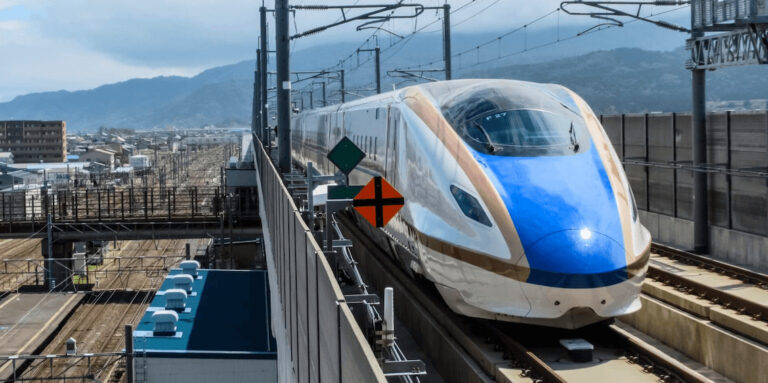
[455,5,690,71]
[315,0,480,86]
[264,0,483,107]
[396,4,689,73]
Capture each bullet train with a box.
[291,79,651,329]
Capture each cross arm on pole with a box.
[387,68,444,83]
[560,1,691,33]
[289,3,426,39]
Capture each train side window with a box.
[373,137,377,161]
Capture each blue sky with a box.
[0,0,691,102]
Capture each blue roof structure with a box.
[133,269,276,359]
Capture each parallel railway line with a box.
[6,238,208,382]
[648,243,768,323]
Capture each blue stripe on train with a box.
[472,140,627,288]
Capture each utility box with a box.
[66,338,76,356]
[73,252,86,277]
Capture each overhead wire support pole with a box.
[260,6,269,149]
[358,48,382,94]
[443,3,452,80]
[254,49,262,140]
[276,0,291,173]
[691,29,708,253]
[46,214,54,291]
[321,81,327,106]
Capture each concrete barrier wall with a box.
[601,111,768,268]
[254,139,386,383]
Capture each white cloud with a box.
[0,18,200,102]
[0,0,691,101]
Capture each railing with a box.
[254,139,386,382]
[0,255,186,290]
[0,352,125,382]
[0,186,259,223]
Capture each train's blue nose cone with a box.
[471,137,628,288]
[525,229,628,288]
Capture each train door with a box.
[385,106,399,184]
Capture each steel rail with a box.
[649,242,768,321]
[605,324,710,383]
[651,243,768,287]
[484,324,567,383]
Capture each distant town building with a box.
[0,152,13,165]
[129,154,151,170]
[80,148,116,170]
[0,170,39,189]
[0,121,67,163]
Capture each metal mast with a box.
[276,0,291,172]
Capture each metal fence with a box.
[600,111,768,236]
[254,138,386,383]
[0,352,124,382]
[0,186,258,223]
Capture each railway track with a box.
[648,243,768,323]
[622,242,768,383]
[0,239,42,291]
[9,238,208,382]
[337,213,709,383]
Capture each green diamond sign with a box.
[327,136,365,175]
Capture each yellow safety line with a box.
[0,293,19,312]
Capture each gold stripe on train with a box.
[403,87,529,278]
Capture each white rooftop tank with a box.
[171,274,194,293]
[152,310,179,335]
[164,288,188,311]
[179,260,200,278]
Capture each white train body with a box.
[292,79,651,328]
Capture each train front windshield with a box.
[434,81,591,157]
[466,109,585,156]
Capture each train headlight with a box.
[450,185,492,227]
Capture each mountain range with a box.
[1,30,766,132]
